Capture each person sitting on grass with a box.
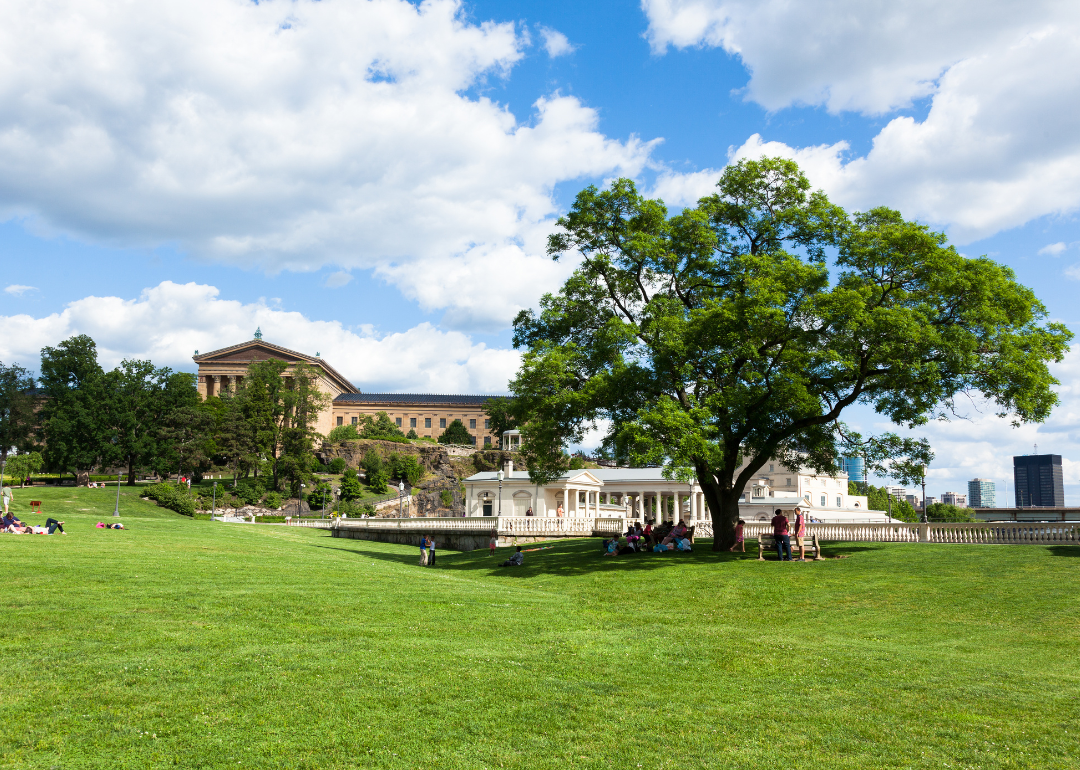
[500,546,524,566]
[729,519,745,552]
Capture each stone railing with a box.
[288,519,334,529]
[328,515,625,537]
[693,520,1080,544]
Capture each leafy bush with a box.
[439,489,454,508]
[339,468,364,501]
[387,452,423,485]
[367,469,388,494]
[328,424,360,442]
[568,456,585,470]
[141,482,196,517]
[926,502,976,522]
[337,499,376,517]
[328,457,347,474]
[438,419,472,445]
[262,491,283,510]
[406,429,418,439]
[234,482,265,507]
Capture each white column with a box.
[636,492,644,519]
[689,490,697,524]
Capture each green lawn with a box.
[2,487,1077,769]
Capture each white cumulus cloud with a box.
[0,0,654,327]
[1039,242,1068,256]
[0,281,520,394]
[4,284,36,296]
[539,26,576,57]
[643,1,1080,243]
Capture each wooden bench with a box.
[758,533,822,561]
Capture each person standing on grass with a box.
[771,508,792,561]
[489,530,498,556]
[792,506,807,561]
[427,535,436,567]
[419,535,429,566]
[1,485,11,514]
[729,519,745,552]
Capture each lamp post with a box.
[298,483,305,519]
[497,469,504,517]
[211,481,218,520]
[399,481,405,517]
[113,472,122,517]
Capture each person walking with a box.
[427,535,436,567]
[728,519,745,552]
[489,529,498,556]
[792,506,807,561]
[1,485,11,515]
[771,508,792,561]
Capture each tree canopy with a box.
[438,419,473,445]
[510,158,1071,549]
[0,362,36,464]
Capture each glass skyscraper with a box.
[967,478,995,508]
[840,456,865,486]
[1013,454,1064,508]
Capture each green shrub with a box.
[406,429,418,439]
[328,457,347,474]
[926,503,976,522]
[262,491,283,510]
[141,482,196,517]
[387,452,423,485]
[337,499,375,517]
[438,419,472,445]
[358,412,408,443]
[328,424,360,441]
[367,469,388,494]
[439,489,454,508]
[339,468,364,501]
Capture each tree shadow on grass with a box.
[1047,545,1080,557]
[308,536,865,578]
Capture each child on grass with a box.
[729,519,745,552]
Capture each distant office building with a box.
[924,496,939,507]
[840,456,865,485]
[1013,454,1064,508]
[887,486,907,502]
[905,494,922,509]
[941,491,968,507]
[967,478,996,508]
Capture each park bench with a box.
[758,532,822,561]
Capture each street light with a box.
[113,472,122,517]
[211,481,218,521]
[497,469,504,517]
[398,481,405,517]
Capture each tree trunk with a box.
[76,469,90,487]
[127,456,137,486]
[703,483,741,551]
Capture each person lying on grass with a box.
[95,522,125,529]
[500,547,524,567]
[4,517,65,534]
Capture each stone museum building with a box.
[193,333,499,445]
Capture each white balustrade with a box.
[689,519,1080,544]
[327,515,627,537]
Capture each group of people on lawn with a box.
[1,487,65,534]
[601,520,693,556]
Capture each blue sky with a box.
[2,0,1080,503]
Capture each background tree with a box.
[339,466,364,501]
[5,451,43,487]
[0,362,37,466]
[211,392,258,486]
[156,404,215,481]
[926,502,976,522]
[102,360,199,484]
[483,397,518,446]
[358,411,407,442]
[510,158,1071,549]
[239,359,290,487]
[438,419,472,445]
[361,449,388,493]
[275,362,330,497]
[38,335,109,486]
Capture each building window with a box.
[469,419,476,429]
[804,493,811,503]
[336,416,343,426]
[410,418,417,428]
[425,418,431,428]
[351,416,358,425]
[820,494,826,507]
[485,419,491,429]
[470,435,477,445]
[836,495,842,507]
[769,464,774,471]
[786,478,791,486]
[484,436,491,445]
[395,417,402,427]
[440,418,446,428]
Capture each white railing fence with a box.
[321,515,626,537]
[692,520,1080,544]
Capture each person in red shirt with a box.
[770,508,792,561]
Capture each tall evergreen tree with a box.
[38,335,108,486]
[0,362,37,466]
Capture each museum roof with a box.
[334,393,497,405]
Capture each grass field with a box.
[2,487,1078,769]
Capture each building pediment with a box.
[193,339,358,394]
[565,470,603,486]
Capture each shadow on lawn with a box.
[1047,545,1080,557]
[309,536,874,577]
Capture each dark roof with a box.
[333,393,499,405]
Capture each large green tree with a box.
[0,362,37,465]
[102,360,199,484]
[38,335,109,486]
[510,158,1071,549]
